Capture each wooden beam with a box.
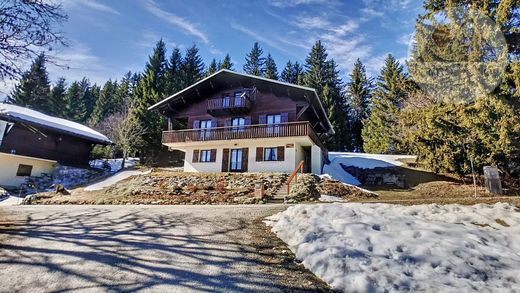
[296,104,309,119]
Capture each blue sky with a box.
[1,0,424,95]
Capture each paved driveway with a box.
[0,205,329,292]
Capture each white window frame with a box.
[199,150,212,162]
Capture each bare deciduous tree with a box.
[0,0,67,80]
[100,107,146,171]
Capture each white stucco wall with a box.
[311,145,323,174]
[180,138,324,174]
[0,153,56,188]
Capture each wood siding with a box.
[0,123,94,167]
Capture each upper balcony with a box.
[162,121,325,149]
[206,93,251,116]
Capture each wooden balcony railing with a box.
[162,121,324,148]
[207,95,251,115]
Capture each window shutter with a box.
[259,115,267,124]
[242,148,249,171]
[277,146,285,161]
[193,120,200,129]
[256,147,264,161]
[281,112,289,123]
[210,149,217,162]
[211,119,217,128]
[245,116,251,125]
[192,149,199,163]
[224,118,232,127]
[221,148,230,172]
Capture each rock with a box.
[0,187,9,198]
[54,184,70,195]
[21,194,37,205]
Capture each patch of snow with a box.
[0,196,22,206]
[90,158,139,172]
[0,103,111,143]
[266,203,520,292]
[84,169,151,191]
[319,195,346,202]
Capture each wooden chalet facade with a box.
[149,69,333,174]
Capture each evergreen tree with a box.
[181,44,205,87]
[49,77,67,117]
[219,54,234,70]
[7,53,51,113]
[303,41,349,150]
[207,58,218,76]
[64,81,87,122]
[165,47,183,95]
[243,42,265,76]
[362,54,406,154]
[90,80,118,126]
[79,78,98,122]
[346,59,373,151]
[281,61,304,85]
[264,53,278,80]
[133,39,168,159]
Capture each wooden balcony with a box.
[162,121,324,148]
[206,95,251,116]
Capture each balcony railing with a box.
[162,121,324,148]
[207,95,251,115]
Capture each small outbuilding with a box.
[0,103,112,188]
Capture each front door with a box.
[230,149,243,172]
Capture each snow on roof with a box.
[0,103,112,144]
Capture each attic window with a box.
[16,164,33,177]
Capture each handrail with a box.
[287,160,305,194]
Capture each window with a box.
[16,164,32,176]
[264,147,278,161]
[234,91,243,107]
[267,114,281,135]
[231,117,245,132]
[230,149,243,171]
[199,150,212,162]
[223,95,231,108]
[199,120,212,140]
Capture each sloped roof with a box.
[0,103,112,144]
[148,69,334,134]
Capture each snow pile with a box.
[0,103,111,143]
[266,203,520,292]
[84,169,151,191]
[90,158,139,172]
[323,152,417,186]
[319,194,345,202]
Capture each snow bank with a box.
[319,195,346,202]
[84,169,150,191]
[323,152,417,186]
[266,203,520,292]
[0,103,111,143]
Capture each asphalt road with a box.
[0,205,330,292]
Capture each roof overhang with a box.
[148,69,334,135]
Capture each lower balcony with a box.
[162,121,324,148]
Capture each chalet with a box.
[149,69,333,174]
[0,103,112,188]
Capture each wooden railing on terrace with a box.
[162,121,324,148]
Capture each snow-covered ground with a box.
[266,203,520,292]
[318,194,346,202]
[84,169,150,191]
[322,152,417,186]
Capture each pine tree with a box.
[264,53,278,80]
[207,58,218,76]
[64,81,87,122]
[49,77,67,117]
[165,47,183,95]
[220,54,234,70]
[243,42,265,76]
[79,78,98,122]
[346,59,373,151]
[133,39,168,159]
[282,61,304,85]
[7,53,51,113]
[90,80,118,126]
[181,44,205,88]
[303,41,349,150]
[362,54,406,154]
